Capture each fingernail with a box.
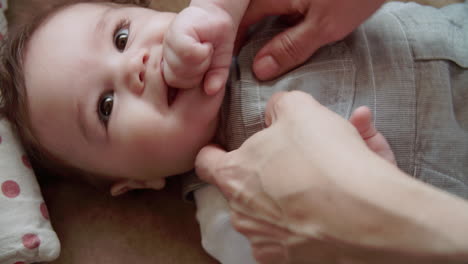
[254,55,279,80]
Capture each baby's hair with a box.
[0,0,150,188]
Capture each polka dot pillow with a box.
[0,1,61,263]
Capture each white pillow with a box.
[0,1,61,263]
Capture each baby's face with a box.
[23,3,224,182]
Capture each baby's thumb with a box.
[204,67,229,95]
[195,144,228,186]
[253,21,322,81]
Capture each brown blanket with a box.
[41,178,217,263]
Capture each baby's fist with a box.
[162,7,213,90]
[163,6,236,95]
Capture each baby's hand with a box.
[163,6,237,95]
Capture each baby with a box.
[1,0,467,263]
[0,0,391,262]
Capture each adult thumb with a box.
[264,91,289,127]
[195,144,228,185]
[253,19,322,81]
[265,91,324,127]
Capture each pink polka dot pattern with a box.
[1,180,20,198]
[40,202,50,220]
[22,233,41,249]
[21,155,32,169]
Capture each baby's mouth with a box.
[167,86,179,106]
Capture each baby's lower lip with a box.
[167,86,179,106]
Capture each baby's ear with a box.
[110,179,166,196]
[144,178,166,190]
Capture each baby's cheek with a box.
[113,106,161,150]
[112,109,193,173]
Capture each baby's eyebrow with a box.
[94,7,114,38]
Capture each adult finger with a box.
[264,91,320,127]
[252,18,323,80]
[240,0,297,29]
[349,106,376,140]
[195,144,228,185]
[232,212,289,264]
[235,0,298,54]
[264,91,287,127]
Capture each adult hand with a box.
[195,91,468,263]
[237,0,386,80]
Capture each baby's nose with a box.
[125,53,149,95]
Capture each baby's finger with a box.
[203,43,235,95]
[168,36,213,67]
[203,67,229,95]
[164,36,212,65]
[162,59,206,89]
[162,45,213,89]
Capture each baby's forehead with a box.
[23,3,110,125]
[27,3,104,44]
[42,2,113,27]
[25,7,90,69]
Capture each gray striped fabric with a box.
[183,2,468,200]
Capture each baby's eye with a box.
[114,27,129,52]
[98,92,114,125]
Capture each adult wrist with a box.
[333,154,468,259]
[276,148,468,260]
